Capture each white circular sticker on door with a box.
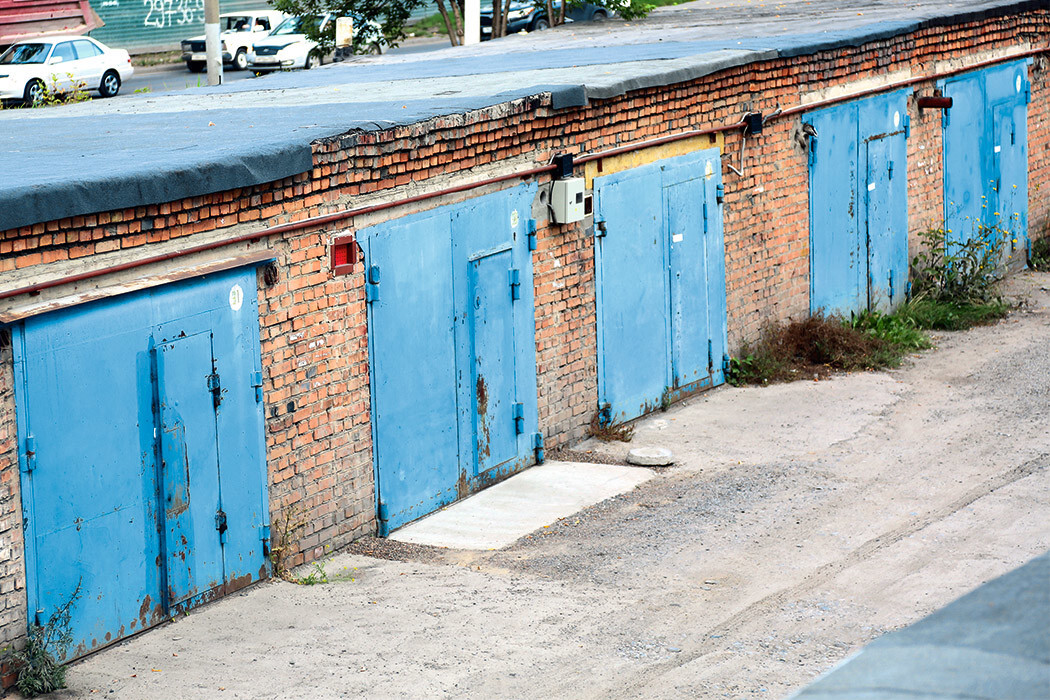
[893,111,900,128]
[229,284,244,311]
[1016,75,1022,93]
[510,209,520,229]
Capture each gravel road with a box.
[53,271,1050,699]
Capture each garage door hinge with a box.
[527,219,538,251]
[532,432,545,464]
[365,264,381,303]
[509,268,521,301]
[722,354,731,374]
[261,525,271,557]
[1024,80,1031,105]
[251,371,263,402]
[708,339,714,373]
[716,184,724,204]
[215,509,228,544]
[703,202,709,233]
[23,435,36,473]
[207,372,222,409]
[808,135,818,166]
[942,109,950,129]
[512,402,524,434]
[903,114,911,139]
[594,220,607,238]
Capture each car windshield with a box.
[271,16,320,35]
[222,16,253,31]
[0,43,51,65]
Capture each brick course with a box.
[0,6,1046,647]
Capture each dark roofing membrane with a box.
[0,0,1043,232]
[791,550,1050,700]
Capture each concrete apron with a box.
[389,460,655,550]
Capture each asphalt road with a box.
[120,36,450,98]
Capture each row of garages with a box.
[1,53,1038,660]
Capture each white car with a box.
[180,11,287,72]
[248,14,382,73]
[248,14,330,73]
[0,36,133,105]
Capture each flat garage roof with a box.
[0,0,1041,232]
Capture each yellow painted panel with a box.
[583,133,724,188]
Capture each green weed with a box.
[895,298,1009,331]
[588,404,634,442]
[727,312,928,387]
[8,581,81,697]
[296,561,329,586]
[1030,236,1050,272]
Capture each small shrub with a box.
[31,73,92,108]
[850,310,932,352]
[910,223,1005,304]
[9,582,81,697]
[270,504,307,581]
[587,404,634,442]
[1030,236,1050,272]
[727,312,924,386]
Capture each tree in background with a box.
[270,0,425,54]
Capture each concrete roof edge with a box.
[0,144,313,234]
[582,50,779,103]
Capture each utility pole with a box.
[463,0,479,45]
[204,0,222,86]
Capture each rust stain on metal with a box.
[475,374,488,415]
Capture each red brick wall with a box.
[532,219,598,449]
[0,336,27,647]
[1029,54,1050,247]
[0,5,1046,647]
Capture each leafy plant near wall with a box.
[31,74,92,108]
[905,221,1011,329]
[910,222,1006,304]
[270,504,308,581]
[1030,236,1050,272]
[6,580,82,697]
[587,404,634,442]
[725,312,921,386]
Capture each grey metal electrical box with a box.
[551,178,585,224]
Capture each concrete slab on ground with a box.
[389,460,654,550]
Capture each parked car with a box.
[180,11,287,72]
[248,14,382,73]
[479,1,609,39]
[0,35,132,105]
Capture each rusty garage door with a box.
[362,184,541,534]
[11,267,269,660]
[592,148,728,424]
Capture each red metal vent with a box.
[330,236,359,276]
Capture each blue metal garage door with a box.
[806,89,909,315]
[12,267,268,659]
[942,61,1030,256]
[362,184,540,534]
[593,148,728,424]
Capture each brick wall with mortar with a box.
[0,6,1047,647]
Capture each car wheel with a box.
[187,60,205,73]
[23,79,45,106]
[99,70,121,98]
[532,17,550,31]
[305,52,321,69]
[591,10,607,20]
[233,49,248,70]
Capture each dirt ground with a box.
[53,270,1050,699]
